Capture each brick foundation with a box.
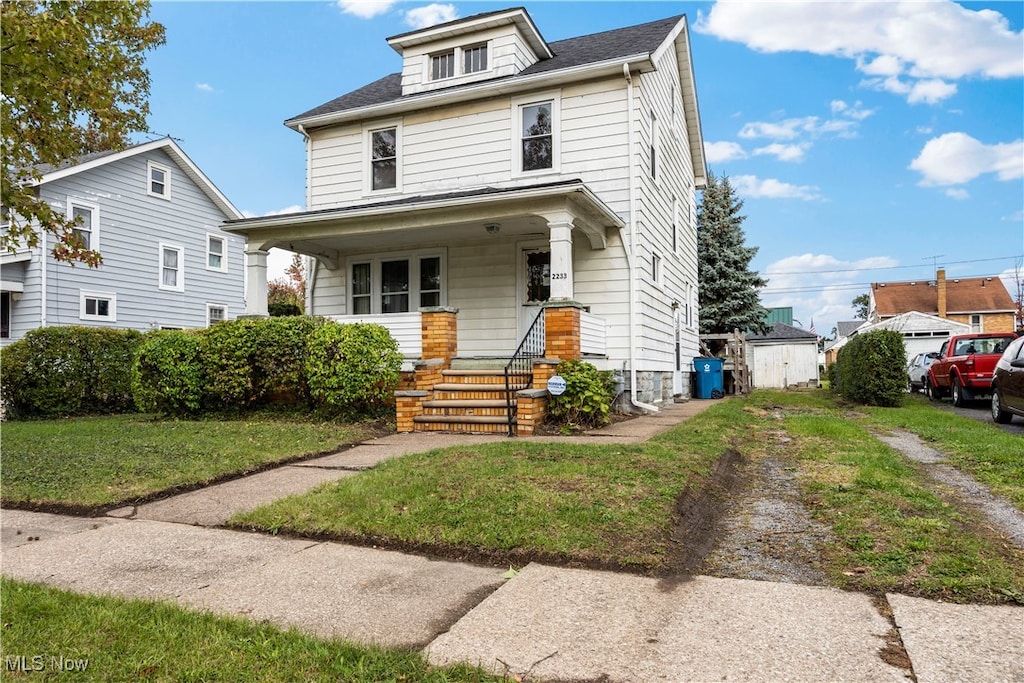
[421,308,458,365]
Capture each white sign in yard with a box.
[546,375,567,396]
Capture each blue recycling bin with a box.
[693,357,724,399]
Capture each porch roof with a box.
[223,179,624,265]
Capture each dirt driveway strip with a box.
[875,431,1024,549]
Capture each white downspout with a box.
[297,123,316,314]
[622,62,658,413]
[39,227,47,328]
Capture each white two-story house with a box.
[225,8,707,430]
[1,138,246,344]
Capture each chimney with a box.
[937,268,947,318]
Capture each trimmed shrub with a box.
[306,322,402,415]
[132,330,205,415]
[547,358,617,430]
[831,329,906,407]
[0,326,142,418]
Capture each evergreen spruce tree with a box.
[697,173,769,334]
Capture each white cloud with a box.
[910,132,1024,186]
[739,115,859,141]
[943,188,970,200]
[1003,209,1024,223]
[731,175,822,200]
[704,141,747,163]
[696,1,1022,104]
[753,143,810,162]
[404,4,457,29]
[196,83,215,93]
[336,0,394,19]
[831,99,875,121]
[263,204,305,217]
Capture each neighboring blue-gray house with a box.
[1,138,245,345]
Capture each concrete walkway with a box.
[3,399,1022,682]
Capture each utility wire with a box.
[761,255,1021,277]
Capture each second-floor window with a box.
[148,161,171,199]
[431,50,455,80]
[207,234,226,271]
[67,198,99,252]
[159,244,184,291]
[521,101,553,172]
[371,127,398,191]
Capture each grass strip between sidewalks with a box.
[1,579,500,682]
[1,415,379,510]
[231,399,754,571]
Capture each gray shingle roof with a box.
[287,13,682,124]
[748,322,818,341]
[836,320,866,338]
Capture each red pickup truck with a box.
[926,332,1019,406]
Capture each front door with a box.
[518,248,550,342]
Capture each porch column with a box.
[547,217,574,301]
[244,247,269,317]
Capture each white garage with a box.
[747,323,820,389]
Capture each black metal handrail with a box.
[504,309,546,436]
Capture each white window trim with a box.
[511,92,561,177]
[205,233,228,272]
[147,160,172,200]
[67,197,100,251]
[79,290,117,322]
[346,249,446,315]
[207,303,228,326]
[651,250,663,288]
[363,121,403,196]
[424,41,493,83]
[158,243,185,292]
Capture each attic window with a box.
[148,161,171,199]
[431,50,455,80]
[463,44,488,74]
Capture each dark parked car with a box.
[907,352,939,393]
[991,335,1024,424]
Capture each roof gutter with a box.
[286,54,656,132]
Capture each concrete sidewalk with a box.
[2,399,1022,681]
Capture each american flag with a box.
[809,319,817,336]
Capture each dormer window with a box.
[463,44,488,73]
[431,50,455,80]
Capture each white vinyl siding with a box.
[365,122,402,195]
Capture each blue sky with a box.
[143,0,1023,337]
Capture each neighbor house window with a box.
[206,234,226,271]
[67,199,99,251]
[463,44,488,73]
[80,290,116,321]
[1,292,10,338]
[159,243,184,291]
[207,304,227,326]
[148,161,171,199]
[971,314,981,333]
[348,252,445,314]
[368,125,400,192]
[431,50,455,80]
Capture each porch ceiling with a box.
[223,180,623,267]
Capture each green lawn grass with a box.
[232,399,757,571]
[1,579,499,682]
[1,415,380,510]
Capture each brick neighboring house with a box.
[869,268,1016,334]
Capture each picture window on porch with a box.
[348,252,445,314]
[370,127,398,191]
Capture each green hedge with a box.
[132,330,206,415]
[0,326,143,418]
[547,359,618,429]
[306,322,402,415]
[831,329,906,407]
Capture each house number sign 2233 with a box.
[550,273,568,279]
